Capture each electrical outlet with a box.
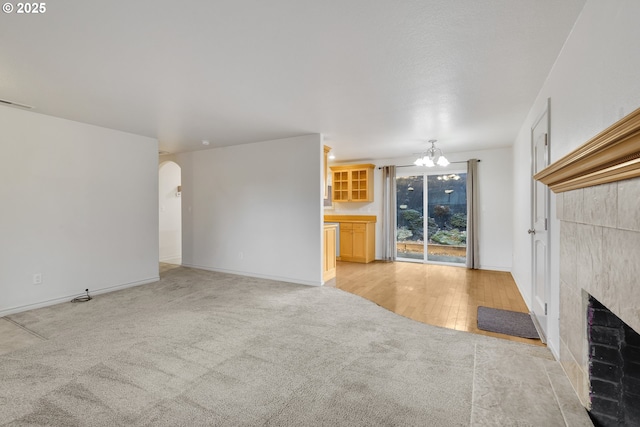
[33,273,42,285]
[239,251,243,260]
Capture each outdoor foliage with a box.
[397,226,413,241]
[430,229,467,245]
[433,204,451,227]
[450,213,467,229]
[396,174,469,249]
[400,209,424,241]
[427,217,438,238]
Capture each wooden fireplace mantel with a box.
[534,107,640,193]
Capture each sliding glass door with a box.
[425,173,467,263]
[396,175,424,260]
[396,171,467,264]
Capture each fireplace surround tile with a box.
[545,360,594,426]
[617,177,640,232]
[556,192,564,220]
[576,224,603,296]
[473,369,565,426]
[471,405,537,426]
[474,342,552,387]
[471,342,592,426]
[560,280,587,367]
[559,177,640,416]
[563,188,584,223]
[602,227,640,333]
[471,342,595,426]
[559,338,589,406]
[560,221,578,286]
[583,183,617,228]
[559,280,572,340]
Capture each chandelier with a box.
[414,139,449,167]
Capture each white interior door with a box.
[530,106,550,340]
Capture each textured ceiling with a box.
[0,0,585,161]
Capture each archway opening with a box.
[159,161,182,265]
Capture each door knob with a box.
[528,229,536,235]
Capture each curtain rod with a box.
[378,160,480,169]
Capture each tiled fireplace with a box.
[557,176,640,423]
[534,107,640,423]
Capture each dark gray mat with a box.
[477,306,540,339]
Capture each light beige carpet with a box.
[0,266,591,426]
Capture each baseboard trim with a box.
[478,265,511,272]
[0,277,159,317]
[181,263,323,287]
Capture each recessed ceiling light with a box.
[202,140,210,146]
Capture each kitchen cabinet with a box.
[323,224,337,282]
[338,221,375,263]
[330,164,374,202]
[324,215,376,264]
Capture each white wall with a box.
[511,0,640,358]
[176,134,323,286]
[158,161,182,262]
[0,106,159,315]
[327,146,514,271]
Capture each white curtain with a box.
[381,165,397,261]
[466,159,480,269]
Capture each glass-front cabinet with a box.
[330,164,374,202]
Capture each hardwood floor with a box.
[328,260,543,346]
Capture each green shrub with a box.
[401,209,423,240]
[397,227,413,241]
[430,229,467,245]
[427,217,438,239]
[450,213,467,229]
